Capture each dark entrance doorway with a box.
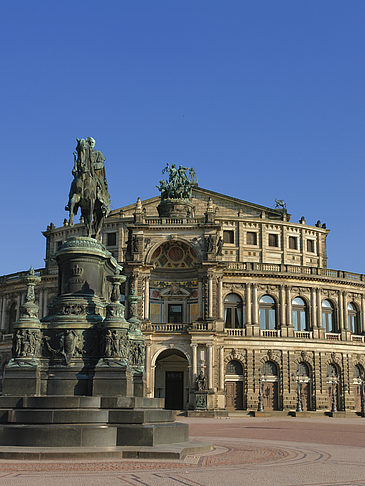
[225,382,243,410]
[263,382,278,411]
[165,371,184,410]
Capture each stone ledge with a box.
[0,441,212,460]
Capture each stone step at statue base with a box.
[0,395,192,449]
[0,442,212,460]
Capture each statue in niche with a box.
[65,137,111,238]
[217,236,223,255]
[205,235,214,253]
[196,370,207,391]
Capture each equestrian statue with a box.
[65,137,111,239]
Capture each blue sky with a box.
[1,1,364,275]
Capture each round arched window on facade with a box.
[348,303,360,335]
[226,360,243,375]
[224,293,243,329]
[292,297,308,332]
[259,295,276,330]
[262,360,278,377]
[322,300,336,333]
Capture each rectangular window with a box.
[168,304,183,323]
[289,236,298,250]
[223,230,234,244]
[247,232,257,245]
[106,232,117,246]
[56,241,63,249]
[268,234,279,247]
[307,239,315,253]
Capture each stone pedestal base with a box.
[0,395,191,450]
[2,366,40,396]
[46,366,93,396]
[93,365,133,397]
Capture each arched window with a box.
[327,363,338,377]
[292,297,308,331]
[259,295,276,330]
[226,360,243,375]
[224,293,243,329]
[348,303,360,335]
[322,300,336,333]
[262,360,278,376]
[297,362,310,378]
[354,364,364,380]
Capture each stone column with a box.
[246,283,252,326]
[280,285,286,328]
[316,288,323,338]
[0,296,5,330]
[151,364,156,398]
[338,291,343,333]
[361,295,365,334]
[198,280,203,319]
[219,346,224,390]
[38,289,44,318]
[192,344,198,379]
[145,343,151,394]
[311,287,317,331]
[286,286,293,336]
[207,344,214,390]
[43,288,48,318]
[144,275,150,320]
[217,277,223,320]
[208,275,213,318]
[16,294,21,321]
[252,284,258,328]
[342,292,348,329]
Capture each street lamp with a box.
[292,371,304,413]
[359,371,365,417]
[257,368,264,412]
[328,371,338,414]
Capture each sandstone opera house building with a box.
[1,168,365,414]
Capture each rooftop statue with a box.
[65,137,111,239]
[157,163,197,201]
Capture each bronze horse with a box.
[65,138,110,239]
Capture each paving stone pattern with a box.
[1,417,365,485]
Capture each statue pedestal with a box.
[193,391,208,410]
[157,199,194,218]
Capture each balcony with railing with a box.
[260,329,279,337]
[225,328,245,336]
[225,262,365,284]
[325,332,341,341]
[294,331,312,339]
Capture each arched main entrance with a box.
[225,360,244,410]
[154,349,189,410]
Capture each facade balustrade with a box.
[225,262,365,283]
[260,329,279,337]
[351,335,364,343]
[325,332,341,341]
[225,328,245,336]
[294,331,312,339]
